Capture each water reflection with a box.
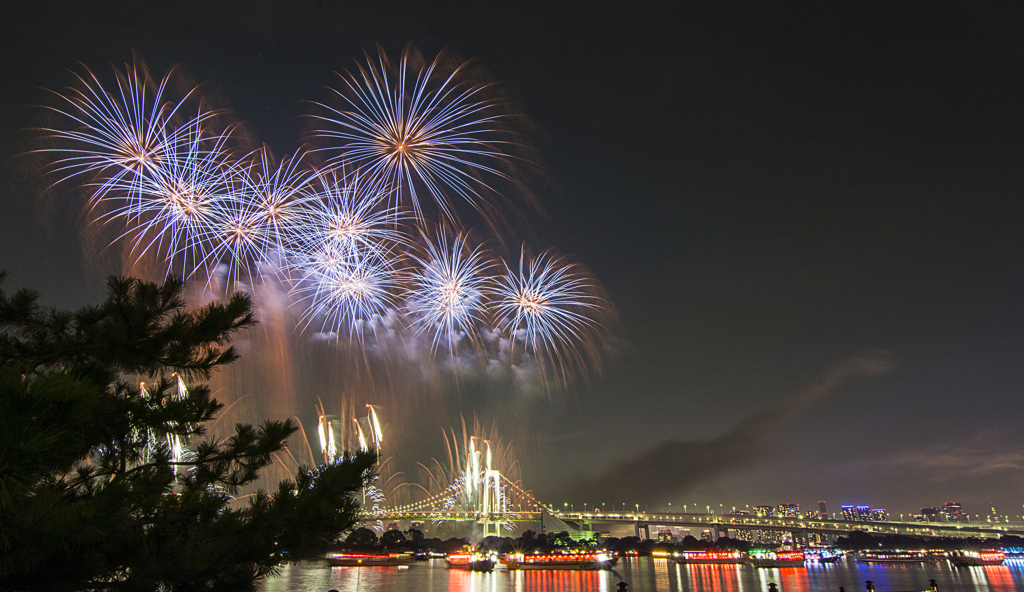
[261,557,1024,592]
[510,568,610,592]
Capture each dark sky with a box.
[2,1,1023,518]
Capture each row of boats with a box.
[324,549,1008,572]
[672,550,1007,567]
[325,551,618,572]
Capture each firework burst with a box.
[40,61,217,208]
[311,45,522,223]
[490,248,605,374]
[406,229,492,353]
[37,52,613,386]
[202,149,315,285]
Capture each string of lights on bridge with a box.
[362,474,556,518]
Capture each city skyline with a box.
[1,0,1023,515]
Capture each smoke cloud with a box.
[570,352,894,505]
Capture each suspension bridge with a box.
[320,407,1024,541]
[356,464,1024,541]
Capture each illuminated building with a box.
[943,502,966,522]
[818,501,828,519]
[754,505,775,517]
[778,503,799,517]
[842,504,878,521]
[755,530,784,545]
[871,509,888,521]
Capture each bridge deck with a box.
[359,510,1024,538]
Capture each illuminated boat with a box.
[749,550,805,568]
[949,551,1005,566]
[855,551,939,564]
[504,552,618,570]
[674,550,748,565]
[807,549,843,564]
[326,552,416,566]
[446,552,497,572]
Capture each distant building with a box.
[778,503,800,517]
[818,501,828,515]
[943,502,966,522]
[921,508,940,522]
[658,529,674,542]
[841,505,878,521]
[754,505,775,517]
[755,530,784,545]
[700,529,714,542]
[910,514,926,523]
[871,509,888,521]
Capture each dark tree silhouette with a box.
[0,275,376,592]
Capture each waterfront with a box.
[262,556,1024,592]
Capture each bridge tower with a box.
[477,468,503,537]
[634,523,651,539]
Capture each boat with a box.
[446,552,497,572]
[855,551,939,564]
[326,552,417,567]
[674,550,748,565]
[749,551,805,568]
[504,552,618,570]
[949,551,1005,566]
[807,550,843,564]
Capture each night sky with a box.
[2,1,1023,518]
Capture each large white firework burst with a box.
[311,46,517,222]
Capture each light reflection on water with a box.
[262,557,1024,592]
